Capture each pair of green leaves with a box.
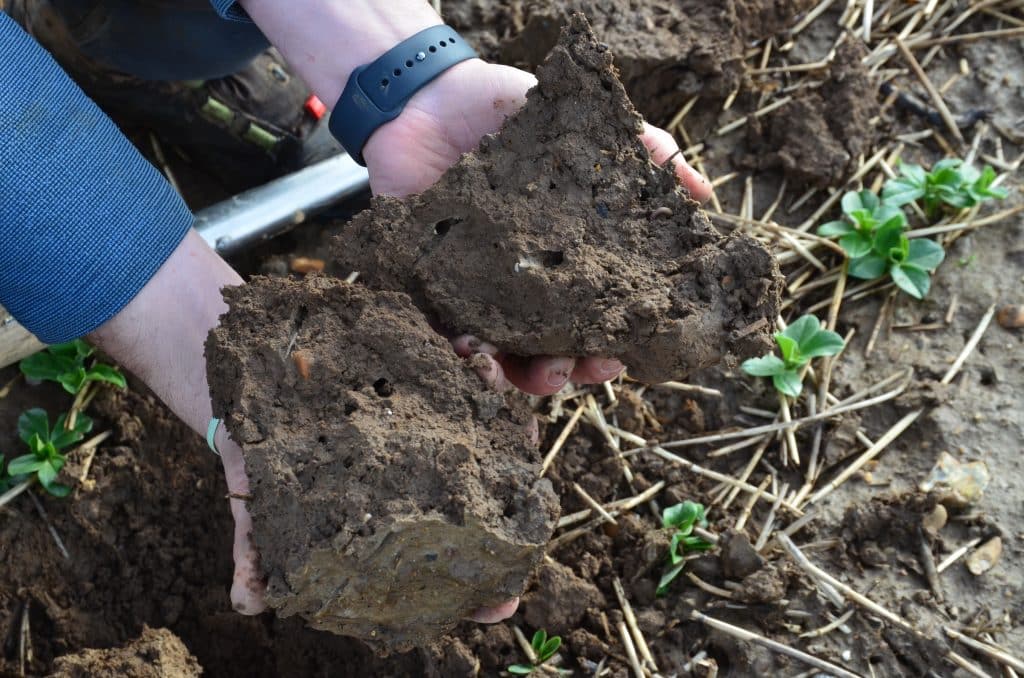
[846,221,946,299]
[883,159,1008,217]
[818,190,907,259]
[741,315,845,398]
[20,340,125,395]
[656,501,714,596]
[5,408,92,497]
[508,629,563,675]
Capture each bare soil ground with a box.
[2,1,1022,677]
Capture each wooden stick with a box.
[690,610,860,678]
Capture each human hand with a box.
[363,59,713,396]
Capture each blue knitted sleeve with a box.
[208,0,251,22]
[0,15,193,344]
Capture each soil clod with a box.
[206,277,559,650]
[335,14,782,383]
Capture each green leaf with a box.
[932,158,963,173]
[891,264,931,299]
[531,630,546,656]
[772,370,803,398]
[841,190,878,216]
[17,409,49,446]
[57,367,88,395]
[663,501,703,530]
[656,562,686,596]
[7,454,45,475]
[839,232,873,258]
[873,221,906,257]
[899,162,928,185]
[775,334,801,366]
[781,315,822,349]
[741,355,787,377]
[507,665,535,675]
[51,414,93,451]
[85,364,126,389]
[680,535,715,552]
[882,178,924,207]
[817,220,854,237]
[44,482,72,498]
[37,460,59,488]
[800,329,846,359]
[19,352,76,384]
[905,239,946,271]
[539,637,562,662]
[874,204,907,229]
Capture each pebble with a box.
[966,537,1002,575]
[921,504,948,535]
[920,451,990,507]
[290,256,325,274]
[996,304,1023,329]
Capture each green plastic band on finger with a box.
[207,417,222,456]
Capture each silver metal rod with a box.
[194,153,369,255]
[1,154,370,367]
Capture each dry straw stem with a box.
[689,610,860,678]
[754,482,789,551]
[799,608,856,638]
[540,402,585,476]
[617,620,645,678]
[556,481,665,529]
[612,577,658,672]
[735,475,771,532]
[0,479,32,509]
[685,571,735,599]
[894,36,964,144]
[573,483,617,525]
[28,490,70,561]
[649,447,802,514]
[937,537,983,573]
[648,380,723,398]
[945,628,1024,674]
[906,204,1024,238]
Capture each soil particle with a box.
[48,626,202,678]
[718,530,765,579]
[206,276,559,650]
[519,560,606,633]
[737,564,788,604]
[334,15,782,384]
[737,41,882,188]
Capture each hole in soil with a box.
[979,367,997,386]
[433,216,463,236]
[538,250,565,267]
[344,401,359,416]
[373,378,393,397]
[548,181,557,190]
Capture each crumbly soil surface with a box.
[47,626,201,678]
[335,15,782,384]
[2,2,1023,677]
[206,277,557,650]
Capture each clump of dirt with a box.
[737,41,882,188]
[335,15,782,384]
[206,276,559,651]
[48,626,202,677]
[451,0,813,124]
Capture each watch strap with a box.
[329,25,478,166]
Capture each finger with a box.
[640,122,713,203]
[468,352,515,393]
[218,435,268,615]
[500,355,574,396]
[570,357,624,384]
[468,597,520,623]
[451,334,500,358]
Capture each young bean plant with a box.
[6,408,92,497]
[883,159,1008,218]
[656,500,715,596]
[817,190,907,259]
[20,339,125,395]
[846,218,946,299]
[508,629,565,675]
[741,315,845,398]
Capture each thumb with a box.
[215,431,267,615]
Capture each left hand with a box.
[362,59,713,397]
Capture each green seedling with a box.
[6,408,92,497]
[741,315,845,398]
[656,500,714,596]
[508,629,564,675]
[883,159,1008,218]
[846,220,946,299]
[817,189,907,258]
[20,339,125,395]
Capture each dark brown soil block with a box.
[334,15,783,384]
[48,627,202,678]
[206,277,558,650]
[448,0,814,124]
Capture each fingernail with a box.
[599,359,624,376]
[546,365,571,388]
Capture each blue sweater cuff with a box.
[208,0,252,22]
[0,15,193,344]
